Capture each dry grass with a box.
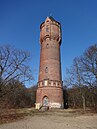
[0,108,96,124]
[0,108,97,129]
[0,108,35,124]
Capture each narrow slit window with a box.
[46,44,49,48]
[46,27,49,32]
[45,67,48,73]
[44,80,48,86]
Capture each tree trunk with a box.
[73,95,76,108]
[82,94,86,112]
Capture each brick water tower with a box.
[35,17,64,109]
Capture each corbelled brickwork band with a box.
[36,17,64,109]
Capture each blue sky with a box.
[0,0,97,86]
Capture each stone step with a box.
[39,106,49,112]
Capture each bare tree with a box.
[64,58,86,111]
[80,44,97,108]
[0,45,34,96]
[80,44,97,85]
[64,44,97,110]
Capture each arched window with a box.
[46,44,49,48]
[45,67,48,73]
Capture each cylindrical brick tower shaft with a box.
[35,17,64,109]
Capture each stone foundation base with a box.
[35,102,63,109]
[49,102,63,108]
[35,103,41,109]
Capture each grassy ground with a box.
[0,108,96,124]
[0,108,35,124]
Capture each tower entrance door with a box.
[43,96,49,106]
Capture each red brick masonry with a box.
[36,17,64,109]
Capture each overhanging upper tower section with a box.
[40,16,62,45]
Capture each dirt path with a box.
[0,109,97,129]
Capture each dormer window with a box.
[46,20,49,23]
